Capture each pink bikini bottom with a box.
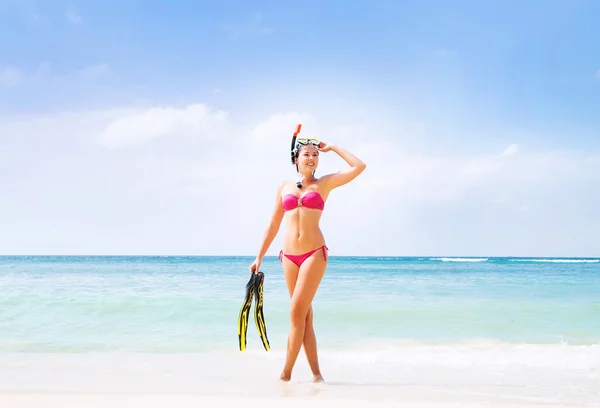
[279,245,328,267]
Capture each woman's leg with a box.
[302,306,322,379]
[281,259,322,379]
[280,250,328,381]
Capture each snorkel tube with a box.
[290,123,302,164]
[291,124,303,188]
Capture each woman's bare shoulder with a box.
[276,180,294,194]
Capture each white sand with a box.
[1,393,597,408]
[1,351,599,407]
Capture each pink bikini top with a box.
[282,191,325,212]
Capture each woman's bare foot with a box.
[279,372,291,382]
[312,374,325,383]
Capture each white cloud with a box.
[77,63,109,81]
[66,9,82,25]
[0,62,114,94]
[358,139,599,205]
[96,104,228,148]
[250,111,315,143]
[502,143,519,156]
[0,67,22,88]
[1,102,599,257]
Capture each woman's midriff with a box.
[282,211,326,254]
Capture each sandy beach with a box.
[2,393,598,408]
[1,351,599,408]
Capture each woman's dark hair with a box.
[292,144,301,171]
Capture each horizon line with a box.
[0,254,599,259]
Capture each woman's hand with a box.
[318,141,333,152]
[249,258,262,274]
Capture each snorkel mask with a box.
[290,124,321,164]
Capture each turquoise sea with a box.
[2,255,599,352]
[1,255,599,404]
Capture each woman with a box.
[249,136,367,383]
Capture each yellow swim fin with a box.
[253,271,271,351]
[237,273,255,351]
[237,272,270,352]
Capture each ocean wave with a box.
[430,257,489,262]
[511,259,599,263]
[2,339,599,370]
[321,339,600,370]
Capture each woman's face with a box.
[295,145,319,173]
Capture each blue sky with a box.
[1,0,600,256]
